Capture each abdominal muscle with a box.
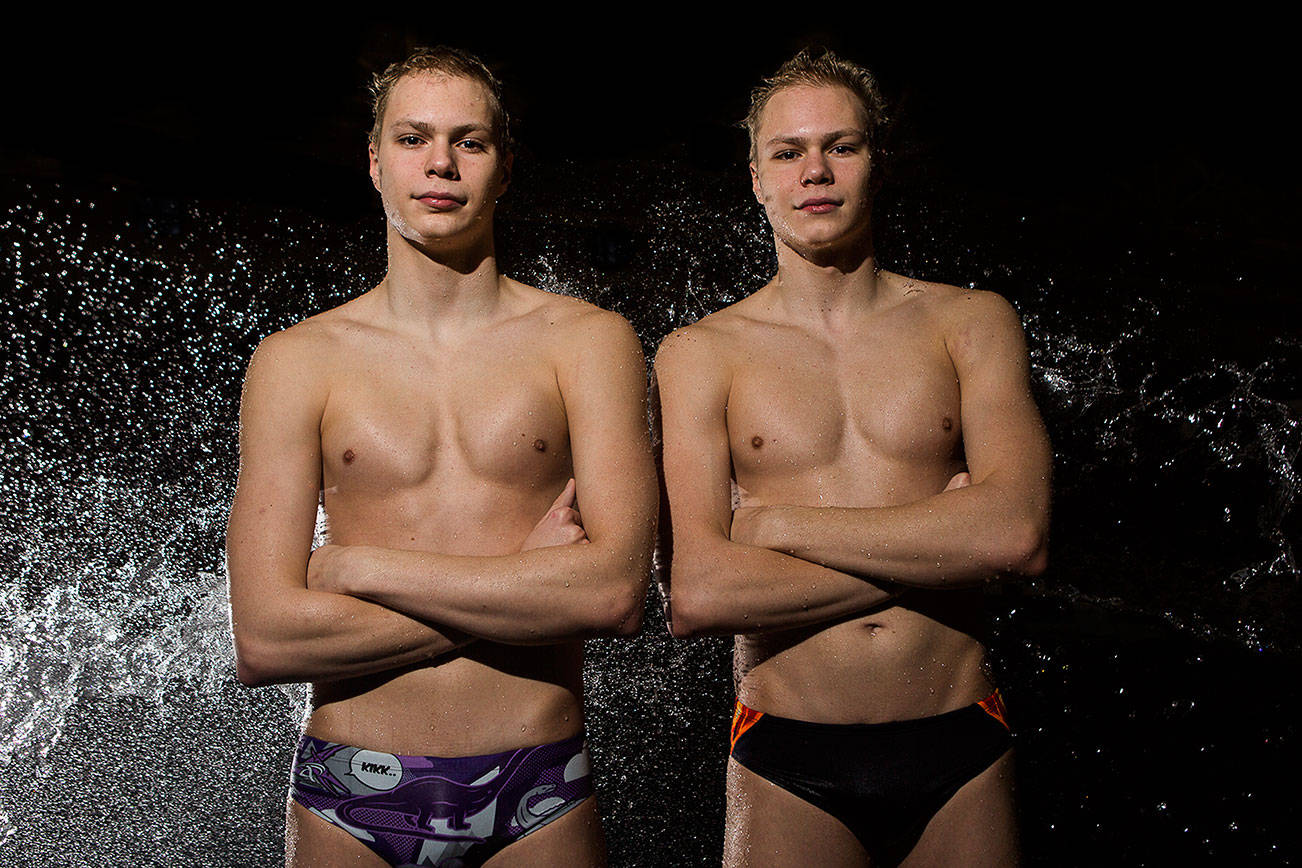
[732,459,994,725]
[735,599,993,725]
[307,643,586,757]
[302,478,587,757]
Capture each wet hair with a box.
[369,46,511,151]
[744,47,889,164]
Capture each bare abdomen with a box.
[305,641,585,756]
[735,595,992,724]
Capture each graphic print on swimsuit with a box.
[290,734,593,867]
[336,751,531,841]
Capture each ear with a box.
[749,161,763,204]
[368,142,381,192]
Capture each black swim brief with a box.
[729,690,1012,866]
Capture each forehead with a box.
[757,84,868,141]
[383,71,496,130]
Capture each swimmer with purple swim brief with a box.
[290,734,593,867]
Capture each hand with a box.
[520,478,590,551]
[306,543,347,593]
[731,479,757,510]
[943,470,972,491]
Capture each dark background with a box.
[2,14,1298,867]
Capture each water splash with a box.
[1,172,1296,864]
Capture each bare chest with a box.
[319,340,571,495]
[726,326,963,487]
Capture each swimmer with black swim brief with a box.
[729,691,1012,865]
[654,47,1051,865]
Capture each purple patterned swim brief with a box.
[290,732,593,867]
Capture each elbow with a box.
[665,567,717,639]
[608,591,645,637]
[993,518,1049,578]
[590,560,650,638]
[233,632,278,687]
[232,621,299,687]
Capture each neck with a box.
[378,223,505,328]
[770,229,883,323]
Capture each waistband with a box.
[295,731,587,769]
[731,689,1009,750]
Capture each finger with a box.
[943,471,972,491]
[549,478,577,511]
[570,507,584,528]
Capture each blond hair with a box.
[744,47,888,164]
[369,46,511,150]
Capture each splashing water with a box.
[1,168,1297,865]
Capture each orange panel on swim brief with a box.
[978,689,1010,730]
[730,700,765,753]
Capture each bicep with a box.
[558,316,658,548]
[948,294,1052,494]
[654,331,735,552]
[226,336,325,619]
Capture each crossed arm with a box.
[227,329,472,687]
[653,328,898,639]
[655,293,1051,640]
[730,292,1052,588]
[304,312,659,646]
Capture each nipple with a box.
[343,449,356,464]
[751,436,764,449]
[941,417,953,431]
[533,439,547,452]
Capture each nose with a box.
[801,153,831,186]
[426,140,459,181]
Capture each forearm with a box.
[328,543,648,644]
[744,483,1048,587]
[233,589,471,687]
[668,537,898,638]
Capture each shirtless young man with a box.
[654,49,1051,866]
[227,47,656,867]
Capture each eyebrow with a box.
[764,129,866,148]
[389,118,493,138]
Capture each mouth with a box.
[797,198,841,214]
[414,192,467,210]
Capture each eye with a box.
[830,143,858,155]
[773,150,800,161]
[397,135,424,147]
[457,138,488,152]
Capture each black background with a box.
[2,13,1298,867]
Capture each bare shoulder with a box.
[914,285,1032,373]
[652,291,764,377]
[243,296,371,396]
[504,281,644,374]
[525,284,641,349]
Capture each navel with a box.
[342,448,356,464]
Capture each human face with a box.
[368,72,512,248]
[749,85,874,257]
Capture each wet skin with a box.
[228,71,655,866]
[655,83,1049,865]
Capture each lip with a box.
[797,198,841,213]
[414,191,467,210]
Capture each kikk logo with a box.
[348,750,403,791]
